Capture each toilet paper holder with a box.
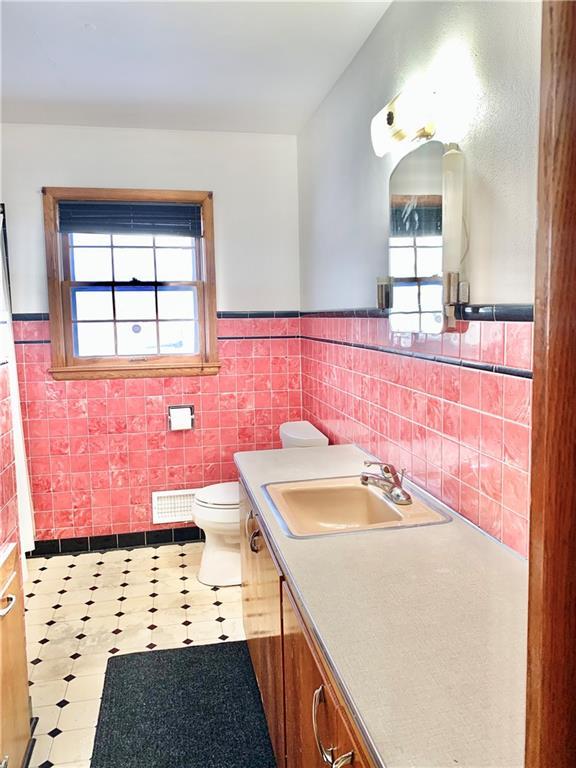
[168,405,195,431]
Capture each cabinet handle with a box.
[244,508,254,541]
[312,685,355,767]
[312,685,334,764]
[333,752,354,767]
[0,594,16,618]
[249,529,261,553]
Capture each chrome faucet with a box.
[360,461,412,505]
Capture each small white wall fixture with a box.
[370,39,483,159]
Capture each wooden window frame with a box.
[42,187,220,380]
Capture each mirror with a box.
[382,140,466,333]
[387,140,444,333]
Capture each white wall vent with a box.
[152,489,197,525]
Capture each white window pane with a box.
[155,235,193,248]
[389,313,420,333]
[420,283,444,312]
[421,312,444,334]
[159,321,199,354]
[114,288,156,320]
[112,234,153,247]
[392,284,420,312]
[417,247,443,277]
[389,236,413,247]
[155,248,196,281]
[75,322,115,356]
[71,233,111,247]
[389,247,415,278]
[157,288,197,319]
[117,321,158,355]
[415,236,442,247]
[73,289,113,321]
[71,247,112,281]
[113,248,155,281]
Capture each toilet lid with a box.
[195,481,240,509]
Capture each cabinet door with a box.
[0,546,31,768]
[282,582,360,768]
[240,484,285,765]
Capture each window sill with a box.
[49,361,221,380]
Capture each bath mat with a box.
[91,641,276,768]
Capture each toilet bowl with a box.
[193,421,328,587]
[194,482,241,587]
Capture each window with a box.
[42,188,219,380]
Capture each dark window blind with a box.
[390,203,442,237]
[58,201,203,237]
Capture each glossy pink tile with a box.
[480,322,505,365]
[503,421,531,472]
[460,483,480,525]
[503,464,530,517]
[505,323,533,370]
[502,508,528,557]
[460,368,481,410]
[480,414,503,460]
[479,455,503,502]
[459,321,481,362]
[460,446,480,489]
[460,408,481,451]
[478,496,503,539]
[503,376,531,425]
[480,372,503,416]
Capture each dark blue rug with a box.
[91,641,276,767]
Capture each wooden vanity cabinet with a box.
[0,545,32,768]
[239,486,285,765]
[282,582,366,768]
[240,482,374,768]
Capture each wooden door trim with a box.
[526,3,576,766]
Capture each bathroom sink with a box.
[263,476,450,537]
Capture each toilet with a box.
[279,420,329,449]
[194,481,241,587]
[193,420,328,587]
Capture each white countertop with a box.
[235,444,528,768]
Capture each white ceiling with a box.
[1,1,389,134]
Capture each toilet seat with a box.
[195,481,240,509]
[194,482,240,525]
[194,504,240,526]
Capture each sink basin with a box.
[264,476,450,537]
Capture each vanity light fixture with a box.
[442,142,468,327]
[371,89,436,157]
[371,39,482,159]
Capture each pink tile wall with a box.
[301,316,533,557]
[300,315,533,371]
[15,318,302,541]
[15,312,533,557]
[0,363,18,548]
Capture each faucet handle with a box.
[363,460,390,477]
[364,461,406,485]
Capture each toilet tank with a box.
[279,420,329,448]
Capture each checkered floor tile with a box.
[24,542,244,767]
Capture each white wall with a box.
[298,1,541,309]
[2,124,300,313]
